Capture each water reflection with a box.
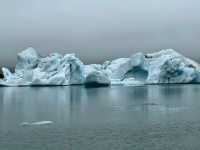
[0,85,200,130]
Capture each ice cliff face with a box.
[0,48,200,86]
[84,64,110,87]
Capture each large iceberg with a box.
[0,48,200,86]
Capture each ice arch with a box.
[123,66,148,82]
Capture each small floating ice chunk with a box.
[31,121,53,125]
[20,121,54,126]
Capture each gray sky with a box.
[0,0,200,68]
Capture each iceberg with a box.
[1,48,85,86]
[105,49,200,84]
[0,48,200,86]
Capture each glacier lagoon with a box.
[1,85,200,149]
[1,48,200,149]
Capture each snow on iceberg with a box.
[1,48,200,86]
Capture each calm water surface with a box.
[0,85,200,150]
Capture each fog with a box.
[0,0,200,68]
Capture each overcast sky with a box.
[0,0,200,68]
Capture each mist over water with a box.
[0,0,200,68]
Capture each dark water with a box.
[1,85,200,150]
